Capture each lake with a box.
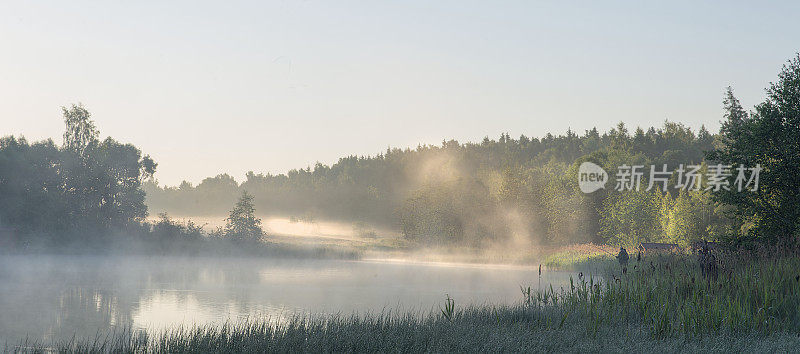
[0,255,573,345]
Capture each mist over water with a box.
[146,216,401,241]
[0,254,572,344]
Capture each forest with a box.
[2,54,800,255]
[145,111,721,249]
[140,55,800,252]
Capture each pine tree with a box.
[225,191,264,242]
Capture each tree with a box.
[708,53,800,242]
[62,103,99,157]
[225,191,264,242]
[660,190,714,247]
[600,189,665,248]
[91,138,157,227]
[0,104,157,244]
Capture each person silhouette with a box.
[616,247,629,268]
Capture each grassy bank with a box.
[541,243,618,271]
[14,250,800,352]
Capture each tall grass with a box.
[16,308,800,353]
[12,251,800,352]
[572,252,800,337]
[542,243,617,270]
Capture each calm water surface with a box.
[0,255,575,344]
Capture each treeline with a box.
[145,121,718,247]
[0,105,273,254]
[5,55,799,251]
[146,53,800,248]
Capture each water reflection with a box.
[0,255,571,344]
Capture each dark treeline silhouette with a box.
[0,104,155,249]
[0,105,296,255]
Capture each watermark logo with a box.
[578,163,762,194]
[578,162,608,193]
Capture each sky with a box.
[1,1,798,186]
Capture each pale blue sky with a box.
[2,1,798,185]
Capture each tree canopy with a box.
[0,104,156,246]
[708,53,800,243]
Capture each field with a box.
[12,246,800,352]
